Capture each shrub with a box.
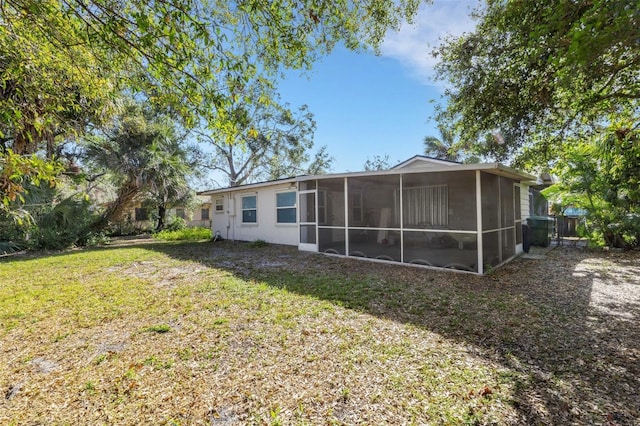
[82,231,111,247]
[166,216,186,231]
[152,227,212,241]
[27,196,100,250]
[0,240,23,255]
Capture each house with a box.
[169,196,212,228]
[118,196,212,230]
[199,156,535,274]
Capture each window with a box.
[134,208,149,221]
[241,195,257,223]
[350,191,363,224]
[215,197,224,213]
[402,185,448,227]
[201,208,210,220]
[176,208,186,219]
[276,191,296,224]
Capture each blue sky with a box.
[199,0,479,188]
[278,0,480,173]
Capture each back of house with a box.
[200,156,535,274]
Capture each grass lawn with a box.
[1,241,638,425]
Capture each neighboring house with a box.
[118,196,212,230]
[528,171,555,217]
[169,196,212,228]
[200,155,535,274]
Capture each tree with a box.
[543,120,640,249]
[434,0,640,166]
[1,0,426,206]
[0,3,118,156]
[363,154,392,171]
[85,102,194,230]
[199,81,332,186]
[0,151,62,218]
[145,142,195,231]
[1,0,426,153]
[423,125,460,162]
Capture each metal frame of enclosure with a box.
[297,166,526,275]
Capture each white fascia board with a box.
[298,163,535,183]
[198,178,297,196]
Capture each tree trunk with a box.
[91,180,139,231]
[156,204,166,231]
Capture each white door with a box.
[298,190,317,251]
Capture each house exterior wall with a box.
[520,183,531,220]
[122,203,153,230]
[517,182,530,253]
[187,203,211,228]
[201,163,533,274]
[167,198,212,228]
[209,183,299,245]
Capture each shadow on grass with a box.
[6,240,639,424]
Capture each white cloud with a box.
[381,0,480,85]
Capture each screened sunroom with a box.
[297,164,530,274]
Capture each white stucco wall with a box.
[209,182,299,246]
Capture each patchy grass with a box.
[0,242,639,425]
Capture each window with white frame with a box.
[215,197,224,213]
[201,207,210,220]
[241,195,257,223]
[402,185,448,227]
[276,191,296,224]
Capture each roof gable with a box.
[392,155,460,170]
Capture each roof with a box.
[197,157,536,195]
[198,176,299,196]
[391,155,461,169]
[297,162,534,183]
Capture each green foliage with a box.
[423,125,461,162]
[0,150,64,219]
[83,231,111,247]
[2,0,424,208]
[0,3,118,154]
[85,100,196,231]
[152,227,212,241]
[0,175,101,251]
[248,239,268,248]
[27,194,98,250]
[542,122,640,248]
[363,154,392,171]
[166,217,187,232]
[198,79,332,186]
[434,0,639,165]
[0,240,22,255]
[1,0,424,147]
[143,324,171,334]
